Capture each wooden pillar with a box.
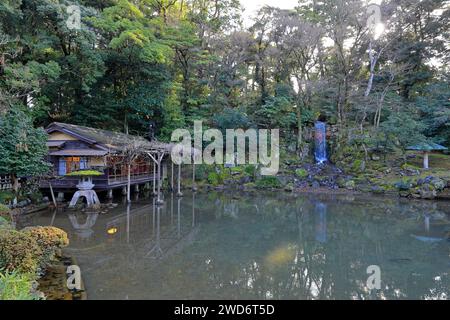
[171,162,174,192]
[177,197,182,238]
[121,186,127,196]
[107,189,113,199]
[126,204,130,244]
[423,151,429,170]
[153,161,157,195]
[192,192,195,227]
[170,192,174,224]
[156,154,164,205]
[192,163,197,191]
[134,184,139,193]
[177,164,183,197]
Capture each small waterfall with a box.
[314,121,328,164]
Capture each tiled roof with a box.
[49,149,108,156]
[46,122,172,152]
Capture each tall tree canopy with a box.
[0,0,448,153]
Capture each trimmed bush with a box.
[0,229,42,274]
[0,227,68,274]
[22,226,69,252]
[65,170,103,177]
[0,270,40,300]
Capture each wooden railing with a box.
[107,173,153,184]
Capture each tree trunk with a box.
[11,174,19,206]
[297,104,302,150]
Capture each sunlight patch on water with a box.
[264,244,296,269]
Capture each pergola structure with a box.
[142,141,200,205]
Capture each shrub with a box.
[0,204,11,222]
[0,217,12,230]
[0,270,40,300]
[195,164,214,180]
[0,229,42,274]
[22,227,69,266]
[207,169,231,186]
[65,170,103,177]
[22,227,69,251]
[0,191,14,205]
[244,165,257,178]
[295,169,308,179]
[255,176,281,189]
[207,172,221,186]
[28,191,43,204]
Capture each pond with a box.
[20,192,450,300]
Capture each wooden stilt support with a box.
[171,162,174,192]
[192,163,197,192]
[153,162,157,195]
[48,182,57,208]
[177,164,183,197]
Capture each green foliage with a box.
[0,109,50,179]
[378,110,426,154]
[207,168,231,186]
[0,217,12,229]
[0,0,448,167]
[0,229,42,274]
[213,108,252,131]
[0,204,10,216]
[0,270,40,300]
[0,226,68,274]
[22,227,69,264]
[0,191,15,205]
[207,172,221,186]
[255,176,281,189]
[254,90,296,129]
[244,165,257,178]
[416,81,450,146]
[295,169,308,178]
[28,191,43,205]
[195,164,214,181]
[65,170,103,177]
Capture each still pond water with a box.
[22,192,449,300]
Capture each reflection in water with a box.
[68,212,98,240]
[314,202,327,243]
[21,192,450,300]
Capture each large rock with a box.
[436,189,450,200]
[430,178,446,191]
[345,180,356,190]
[419,188,437,200]
[371,186,385,194]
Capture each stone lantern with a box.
[67,170,103,208]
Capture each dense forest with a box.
[0,0,449,161]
